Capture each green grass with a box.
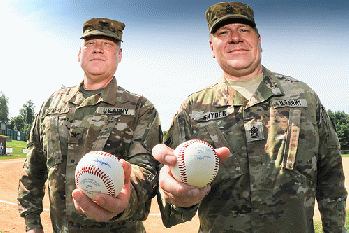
[0,140,27,159]
[314,220,323,233]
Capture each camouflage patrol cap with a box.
[205,2,256,33]
[81,18,125,41]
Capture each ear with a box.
[258,33,262,52]
[118,48,122,62]
[209,40,216,58]
[258,33,261,45]
[78,48,82,62]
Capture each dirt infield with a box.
[1,158,348,233]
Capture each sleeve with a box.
[114,98,163,222]
[17,107,48,231]
[316,104,348,233]
[157,108,199,228]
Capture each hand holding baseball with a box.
[72,158,132,222]
[152,142,230,207]
[153,143,230,166]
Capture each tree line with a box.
[0,92,35,140]
[0,92,348,151]
[328,110,349,151]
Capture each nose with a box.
[228,30,242,44]
[93,42,104,53]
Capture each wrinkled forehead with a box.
[82,35,122,46]
[212,18,257,34]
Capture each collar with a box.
[213,66,284,108]
[63,77,119,107]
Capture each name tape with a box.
[96,107,135,115]
[271,99,307,108]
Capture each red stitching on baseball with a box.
[75,165,116,197]
[176,139,219,186]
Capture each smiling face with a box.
[209,23,262,80]
[78,36,122,89]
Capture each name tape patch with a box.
[46,107,70,115]
[271,99,307,108]
[96,107,135,115]
[192,110,228,122]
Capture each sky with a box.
[1,0,348,130]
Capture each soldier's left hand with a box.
[72,159,132,222]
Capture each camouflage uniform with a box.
[160,67,347,232]
[18,77,161,232]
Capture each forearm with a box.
[116,102,161,221]
[316,150,347,232]
[18,151,47,230]
[316,105,348,232]
[18,112,48,230]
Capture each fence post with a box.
[0,135,6,155]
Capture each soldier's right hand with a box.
[158,164,211,207]
[72,159,132,222]
[152,144,230,207]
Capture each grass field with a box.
[3,140,349,159]
[0,140,27,159]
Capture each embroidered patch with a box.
[96,107,135,115]
[271,99,307,108]
[192,110,228,122]
[46,107,70,115]
[244,121,264,142]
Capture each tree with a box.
[10,115,25,132]
[20,100,36,140]
[328,110,349,150]
[0,92,9,124]
[20,100,35,125]
[7,100,36,141]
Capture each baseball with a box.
[75,151,124,200]
[171,139,219,188]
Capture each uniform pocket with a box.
[192,121,243,179]
[42,115,66,167]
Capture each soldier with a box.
[18,18,162,232]
[153,2,347,232]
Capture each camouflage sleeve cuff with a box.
[162,202,198,228]
[318,198,347,232]
[172,204,199,219]
[24,213,43,231]
[157,188,198,228]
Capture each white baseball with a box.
[75,151,124,200]
[171,139,219,188]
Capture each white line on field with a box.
[0,159,25,164]
[0,200,163,215]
